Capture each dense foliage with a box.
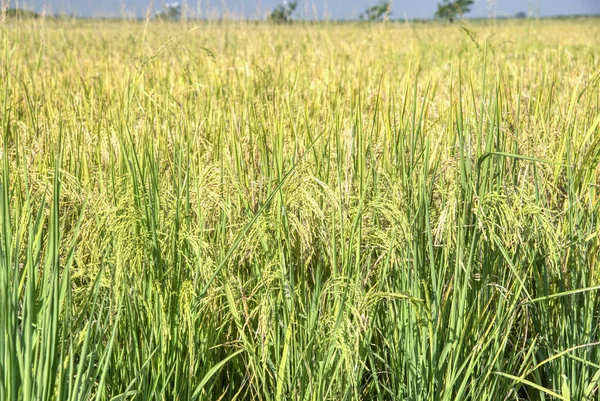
[268,1,298,23]
[435,0,474,22]
[1,18,600,401]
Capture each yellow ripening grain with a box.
[1,17,600,400]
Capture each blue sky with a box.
[14,0,600,19]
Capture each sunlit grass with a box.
[1,16,599,400]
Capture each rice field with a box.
[1,16,600,400]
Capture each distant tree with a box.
[453,0,474,16]
[434,2,457,22]
[359,1,391,21]
[435,0,473,22]
[156,2,182,20]
[268,1,298,23]
[514,11,527,19]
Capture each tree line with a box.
[1,0,524,23]
[151,0,485,22]
[265,0,529,23]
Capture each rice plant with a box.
[1,16,599,400]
